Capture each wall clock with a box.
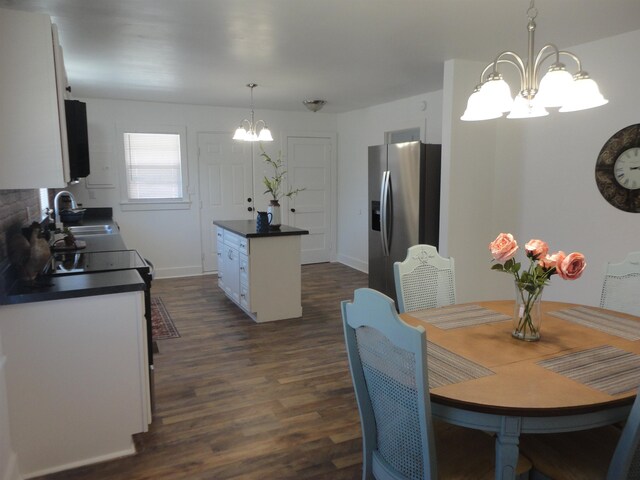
[595,123,640,213]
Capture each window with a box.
[385,128,421,144]
[39,188,50,219]
[119,126,190,210]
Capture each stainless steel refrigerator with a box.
[368,141,441,302]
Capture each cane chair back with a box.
[600,252,640,317]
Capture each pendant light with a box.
[461,0,607,121]
[233,83,273,142]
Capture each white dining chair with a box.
[519,385,640,479]
[341,288,531,480]
[393,245,456,313]
[600,252,640,317]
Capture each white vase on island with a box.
[268,200,281,229]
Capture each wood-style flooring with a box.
[35,262,368,480]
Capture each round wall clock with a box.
[595,123,640,213]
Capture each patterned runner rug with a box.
[151,296,180,340]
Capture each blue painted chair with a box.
[394,245,456,314]
[600,252,640,317]
[341,288,531,479]
[519,385,640,479]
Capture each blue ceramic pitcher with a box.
[256,211,272,232]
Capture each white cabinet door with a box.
[222,245,240,303]
[0,9,69,188]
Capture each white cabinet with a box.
[0,290,150,477]
[0,8,70,189]
[216,225,304,322]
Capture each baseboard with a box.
[2,452,22,480]
[154,265,203,279]
[335,254,368,273]
[22,444,135,479]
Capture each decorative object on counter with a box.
[260,145,305,229]
[489,233,587,341]
[461,0,607,121]
[59,208,86,223]
[8,222,52,282]
[232,83,273,142]
[51,227,87,251]
[256,211,272,232]
[151,297,180,340]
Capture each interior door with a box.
[198,132,253,273]
[286,135,333,264]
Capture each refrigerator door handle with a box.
[380,170,390,257]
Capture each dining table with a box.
[401,300,640,480]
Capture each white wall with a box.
[0,330,22,480]
[335,91,443,272]
[497,29,640,306]
[68,99,336,278]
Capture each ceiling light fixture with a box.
[233,83,273,142]
[303,99,327,112]
[461,0,608,121]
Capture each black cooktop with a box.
[46,250,148,275]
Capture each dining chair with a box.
[600,251,640,316]
[394,245,456,313]
[519,385,640,480]
[341,288,531,480]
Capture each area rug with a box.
[151,296,180,340]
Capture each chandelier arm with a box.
[480,54,527,91]
[254,119,266,132]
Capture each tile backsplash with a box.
[0,189,41,264]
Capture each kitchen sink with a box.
[67,224,115,235]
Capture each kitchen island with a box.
[213,220,309,322]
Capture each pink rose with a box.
[525,239,549,260]
[489,233,519,263]
[557,252,587,280]
[539,251,563,271]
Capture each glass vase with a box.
[512,281,543,341]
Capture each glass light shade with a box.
[507,94,549,119]
[233,127,248,140]
[246,130,259,142]
[257,126,274,141]
[460,90,503,121]
[536,67,573,108]
[480,76,513,113]
[559,76,608,112]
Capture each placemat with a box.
[412,304,511,330]
[427,340,495,389]
[538,345,640,395]
[548,306,640,341]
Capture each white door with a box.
[198,133,253,273]
[286,135,334,264]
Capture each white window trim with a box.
[117,124,191,211]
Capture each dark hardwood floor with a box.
[35,262,368,480]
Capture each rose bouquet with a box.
[489,233,587,340]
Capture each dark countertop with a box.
[213,220,309,238]
[1,208,146,305]
[2,270,145,305]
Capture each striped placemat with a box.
[427,340,495,389]
[538,345,640,395]
[412,304,511,330]
[548,306,640,341]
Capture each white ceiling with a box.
[2,0,639,113]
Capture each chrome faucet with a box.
[53,190,77,226]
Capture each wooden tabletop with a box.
[401,301,640,416]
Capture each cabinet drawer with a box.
[223,230,249,255]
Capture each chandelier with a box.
[461,0,608,121]
[233,83,273,141]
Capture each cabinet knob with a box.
[291,208,296,212]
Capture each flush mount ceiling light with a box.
[233,83,273,142]
[461,0,608,121]
[303,99,327,112]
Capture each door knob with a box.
[247,197,252,202]
[247,207,253,212]
[291,208,296,212]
